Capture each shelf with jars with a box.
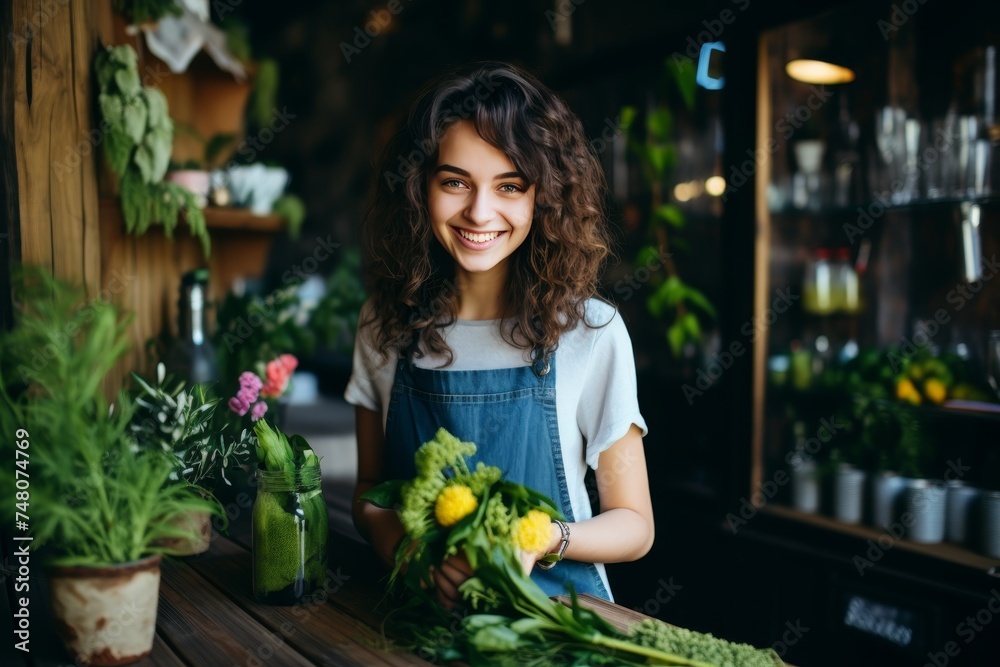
[750,1,1000,580]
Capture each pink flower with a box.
[278,354,298,372]
[228,394,250,416]
[238,371,263,396]
[261,358,293,398]
[250,400,268,421]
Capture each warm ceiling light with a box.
[785,59,855,85]
[705,176,726,196]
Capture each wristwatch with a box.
[536,519,570,570]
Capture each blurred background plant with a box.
[619,59,716,358]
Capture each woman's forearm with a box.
[352,482,406,568]
[549,507,654,564]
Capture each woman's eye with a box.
[442,179,466,189]
[498,183,523,194]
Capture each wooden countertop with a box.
[4,526,668,666]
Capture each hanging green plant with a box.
[620,58,716,357]
[96,44,210,257]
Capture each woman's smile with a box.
[452,227,508,248]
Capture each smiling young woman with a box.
[347,62,653,608]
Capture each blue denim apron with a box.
[384,347,610,600]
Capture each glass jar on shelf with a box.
[803,248,834,315]
[832,247,863,314]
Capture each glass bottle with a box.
[252,464,328,604]
[834,247,862,314]
[803,248,834,315]
[166,269,218,385]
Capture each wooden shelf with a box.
[761,504,1000,574]
[203,207,285,233]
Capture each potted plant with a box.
[0,269,215,665]
[166,128,237,208]
[128,363,254,554]
[828,407,868,525]
[95,44,211,257]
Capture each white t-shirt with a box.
[344,297,649,595]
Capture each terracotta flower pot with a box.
[155,508,213,556]
[48,554,161,666]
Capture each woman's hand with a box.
[516,521,562,576]
[431,552,474,609]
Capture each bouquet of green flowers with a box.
[363,428,782,667]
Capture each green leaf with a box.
[134,144,155,184]
[272,194,306,239]
[680,312,701,340]
[634,244,662,270]
[471,625,524,652]
[145,127,173,182]
[660,276,685,308]
[646,108,672,141]
[104,126,133,177]
[99,94,125,131]
[114,66,141,96]
[122,95,148,144]
[644,145,675,176]
[671,56,698,110]
[653,204,684,229]
[682,285,717,318]
[360,480,405,509]
[619,105,637,133]
[144,88,170,131]
[108,44,138,67]
[667,321,686,357]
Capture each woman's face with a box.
[427,120,535,281]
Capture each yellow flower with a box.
[514,510,552,555]
[434,484,478,527]
[924,378,947,405]
[896,379,921,405]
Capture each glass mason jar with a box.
[252,465,328,604]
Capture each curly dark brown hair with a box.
[361,61,612,364]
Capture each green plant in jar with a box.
[251,420,328,604]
